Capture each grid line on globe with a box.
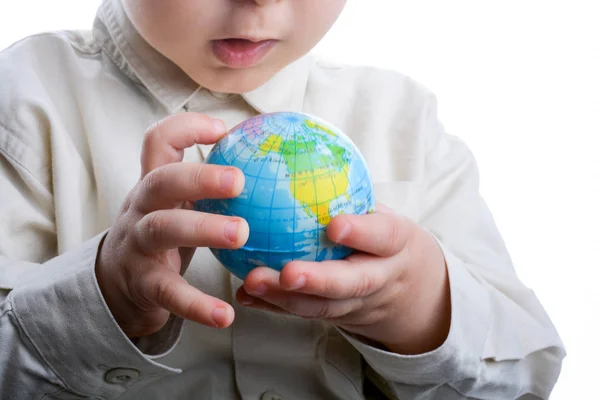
[195,112,375,280]
[235,119,283,270]
[265,121,289,268]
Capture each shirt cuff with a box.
[9,232,182,398]
[339,243,491,386]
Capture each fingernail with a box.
[241,296,254,306]
[224,221,239,243]
[336,223,351,243]
[249,283,267,296]
[221,170,235,191]
[212,306,230,327]
[288,274,306,290]
[213,119,227,133]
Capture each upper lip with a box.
[216,36,276,43]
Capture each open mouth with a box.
[211,38,277,68]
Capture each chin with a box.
[192,64,283,95]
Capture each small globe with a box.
[194,112,375,280]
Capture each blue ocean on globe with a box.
[194,111,375,280]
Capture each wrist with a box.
[383,240,451,355]
[94,234,132,335]
[382,292,450,355]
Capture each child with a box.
[0,0,565,399]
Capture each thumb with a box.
[327,205,411,257]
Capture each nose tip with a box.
[252,0,280,5]
[234,0,281,8]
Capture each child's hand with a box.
[237,203,451,355]
[96,113,249,338]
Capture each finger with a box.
[243,268,364,320]
[235,289,289,315]
[144,269,234,328]
[141,113,227,178]
[277,255,392,299]
[326,209,412,257]
[134,209,249,254]
[136,163,244,212]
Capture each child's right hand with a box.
[95,113,248,339]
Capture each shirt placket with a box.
[230,275,334,400]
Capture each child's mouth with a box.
[211,38,277,69]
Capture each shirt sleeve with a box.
[0,127,183,399]
[341,93,566,399]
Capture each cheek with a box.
[292,0,346,46]
[125,0,215,50]
[123,0,174,32]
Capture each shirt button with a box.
[260,391,285,400]
[104,368,140,384]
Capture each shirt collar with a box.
[92,0,311,114]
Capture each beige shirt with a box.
[0,0,565,399]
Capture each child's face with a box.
[122,0,347,93]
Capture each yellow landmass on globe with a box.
[291,165,349,225]
[305,120,337,137]
[258,135,284,154]
[257,133,350,225]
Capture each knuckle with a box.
[141,121,163,153]
[128,270,156,311]
[119,193,134,214]
[339,306,383,327]
[313,302,337,320]
[155,279,177,308]
[364,306,389,325]
[195,113,213,126]
[379,282,403,309]
[139,213,168,247]
[318,278,336,297]
[379,218,402,255]
[189,165,206,191]
[146,120,164,143]
[141,169,163,199]
[191,214,209,239]
[279,297,305,318]
[352,272,375,298]
[184,296,201,320]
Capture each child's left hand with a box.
[237,203,452,355]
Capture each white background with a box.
[1,1,598,398]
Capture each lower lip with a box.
[211,39,277,68]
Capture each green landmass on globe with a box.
[195,111,375,280]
